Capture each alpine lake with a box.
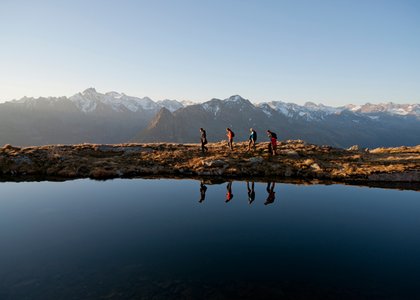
[0,178,419,299]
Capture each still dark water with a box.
[0,179,419,300]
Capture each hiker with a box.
[247,181,256,204]
[248,128,257,151]
[225,181,234,202]
[199,180,207,203]
[200,128,208,153]
[226,128,234,150]
[265,182,276,205]
[266,130,277,155]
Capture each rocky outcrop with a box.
[0,141,419,186]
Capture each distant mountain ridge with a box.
[11,88,186,113]
[135,95,420,148]
[0,88,186,146]
[8,89,419,118]
[1,89,419,147]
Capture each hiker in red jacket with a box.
[226,128,234,150]
[267,130,277,155]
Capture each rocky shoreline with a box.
[0,140,419,189]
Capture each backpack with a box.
[271,132,277,139]
[231,131,235,138]
[253,131,257,141]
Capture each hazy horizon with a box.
[1,87,419,107]
[1,0,419,106]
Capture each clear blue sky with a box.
[0,0,419,105]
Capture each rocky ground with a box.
[0,140,419,189]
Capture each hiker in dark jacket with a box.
[200,128,208,153]
[267,130,277,155]
[248,128,257,151]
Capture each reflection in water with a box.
[199,181,207,203]
[247,181,256,204]
[199,181,276,205]
[265,182,276,205]
[225,181,233,203]
[1,179,419,300]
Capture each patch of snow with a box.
[347,104,362,112]
[226,95,245,102]
[157,99,184,112]
[181,100,196,107]
[70,93,98,113]
[105,91,122,99]
[262,108,272,117]
[392,108,409,115]
[264,101,291,116]
[202,102,221,117]
[214,105,220,116]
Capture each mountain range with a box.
[0,88,419,148]
[0,88,185,146]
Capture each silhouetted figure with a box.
[199,181,207,203]
[226,128,234,150]
[225,181,234,202]
[247,181,256,204]
[200,128,208,153]
[248,128,257,151]
[265,182,276,205]
[266,130,277,156]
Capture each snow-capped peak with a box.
[68,88,191,113]
[105,91,123,98]
[226,95,245,102]
[82,87,97,95]
[223,95,255,110]
[156,99,184,112]
[344,102,419,116]
[260,100,343,121]
[69,88,161,113]
[304,101,318,108]
[202,99,222,117]
[262,101,420,120]
[180,100,196,107]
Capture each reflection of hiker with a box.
[200,128,208,153]
[225,181,234,202]
[199,181,207,203]
[226,128,234,150]
[266,130,277,156]
[248,128,257,151]
[247,181,256,204]
[265,182,276,205]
